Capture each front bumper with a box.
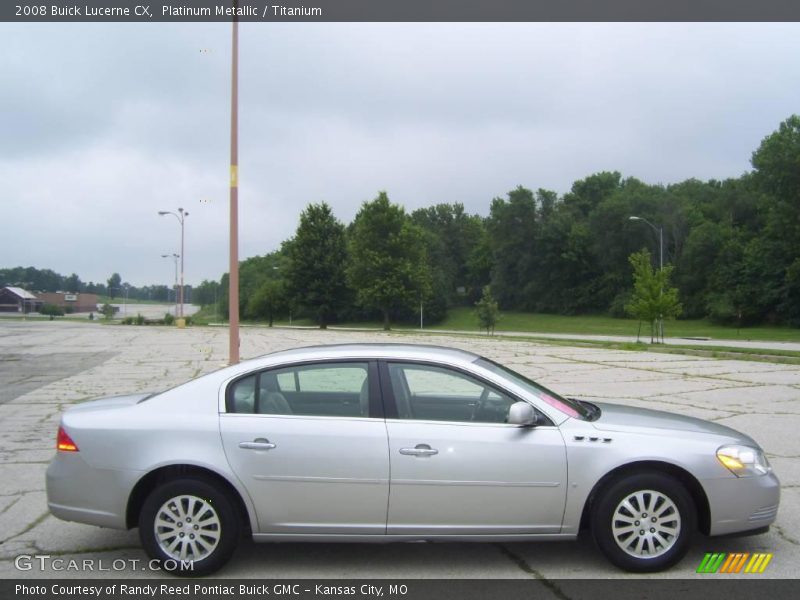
[704,470,780,536]
[46,451,141,530]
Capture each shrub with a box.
[164,312,175,325]
[40,304,65,317]
[100,303,116,319]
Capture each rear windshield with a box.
[474,357,591,420]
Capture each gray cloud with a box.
[2,22,799,286]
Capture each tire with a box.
[139,478,240,577]
[591,472,696,572]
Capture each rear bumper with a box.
[46,451,141,530]
[704,471,780,536]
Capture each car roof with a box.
[242,343,481,369]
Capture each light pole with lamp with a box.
[629,215,664,342]
[158,208,189,319]
[161,253,180,316]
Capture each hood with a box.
[590,401,756,444]
[65,393,153,414]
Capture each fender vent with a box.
[574,435,612,443]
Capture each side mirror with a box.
[508,401,538,427]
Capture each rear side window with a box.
[226,362,371,418]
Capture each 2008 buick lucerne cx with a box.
[46,344,780,575]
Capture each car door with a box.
[382,361,567,535]
[219,360,389,535]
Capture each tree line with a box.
[197,115,799,330]
[0,267,191,304]
[5,116,798,329]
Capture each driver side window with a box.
[387,362,515,424]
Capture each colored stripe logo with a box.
[697,552,773,574]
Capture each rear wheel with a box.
[139,478,240,576]
[592,472,696,572]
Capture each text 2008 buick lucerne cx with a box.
[46,344,780,575]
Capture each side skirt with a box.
[252,533,577,543]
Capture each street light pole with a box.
[629,215,663,272]
[158,209,189,319]
[629,215,664,342]
[161,253,179,316]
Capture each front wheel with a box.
[139,478,240,576]
[592,472,696,572]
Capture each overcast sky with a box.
[2,22,799,287]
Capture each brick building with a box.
[36,292,99,313]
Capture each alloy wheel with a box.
[611,489,681,558]
[154,494,221,562]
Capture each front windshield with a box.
[474,357,591,420]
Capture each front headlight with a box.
[717,445,771,477]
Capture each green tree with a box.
[193,279,221,307]
[99,303,116,319]
[63,273,82,293]
[474,285,499,335]
[750,115,800,324]
[218,251,286,320]
[284,202,349,329]
[485,186,539,309]
[107,273,121,299]
[625,249,682,342]
[411,203,486,314]
[347,192,431,330]
[40,303,64,318]
[246,279,286,327]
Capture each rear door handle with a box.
[239,438,276,451]
[399,444,438,457]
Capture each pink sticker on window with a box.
[540,393,580,418]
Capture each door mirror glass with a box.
[507,401,537,426]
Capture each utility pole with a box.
[228,13,240,364]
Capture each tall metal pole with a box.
[658,225,664,343]
[228,16,240,365]
[174,254,179,316]
[159,211,187,318]
[179,207,185,319]
[161,253,179,316]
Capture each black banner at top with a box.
[3,0,800,23]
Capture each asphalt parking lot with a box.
[0,319,797,582]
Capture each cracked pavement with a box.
[0,319,797,581]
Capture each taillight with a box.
[56,426,79,452]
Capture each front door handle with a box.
[239,438,277,451]
[399,444,438,457]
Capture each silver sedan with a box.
[46,344,780,576]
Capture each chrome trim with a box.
[392,479,561,488]
[252,533,578,543]
[749,504,779,521]
[238,440,276,451]
[399,445,439,457]
[251,475,388,484]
